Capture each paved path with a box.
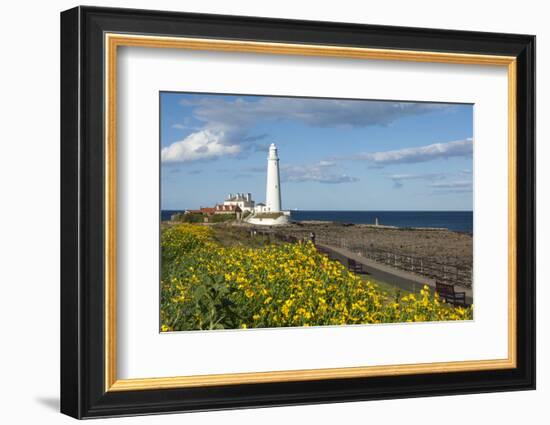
[317,243,473,304]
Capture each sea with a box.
[161,210,473,233]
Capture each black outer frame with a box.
[60,6,535,419]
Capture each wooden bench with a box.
[347,258,363,274]
[435,281,467,306]
[315,245,327,253]
[314,245,332,258]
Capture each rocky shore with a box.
[244,220,473,268]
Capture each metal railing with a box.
[315,234,472,288]
[253,229,472,288]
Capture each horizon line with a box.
[161,208,474,212]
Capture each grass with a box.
[362,275,413,299]
[251,212,285,219]
[210,225,282,248]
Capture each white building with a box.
[223,193,255,212]
[254,203,267,213]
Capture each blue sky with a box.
[160,92,473,211]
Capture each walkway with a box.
[317,243,473,304]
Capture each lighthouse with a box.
[265,143,282,212]
[246,143,289,225]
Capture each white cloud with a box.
[171,117,199,131]
[428,180,473,195]
[388,173,446,181]
[161,130,241,163]
[188,97,449,129]
[281,161,358,184]
[387,172,447,188]
[162,96,454,163]
[353,138,473,166]
[429,180,472,189]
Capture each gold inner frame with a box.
[104,33,517,392]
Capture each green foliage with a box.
[160,224,473,332]
[252,212,284,219]
[169,212,185,222]
[210,213,236,223]
[180,213,204,223]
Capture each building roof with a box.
[185,207,216,214]
[215,204,242,212]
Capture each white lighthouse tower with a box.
[247,142,289,226]
[265,143,282,212]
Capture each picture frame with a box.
[60,5,535,419]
